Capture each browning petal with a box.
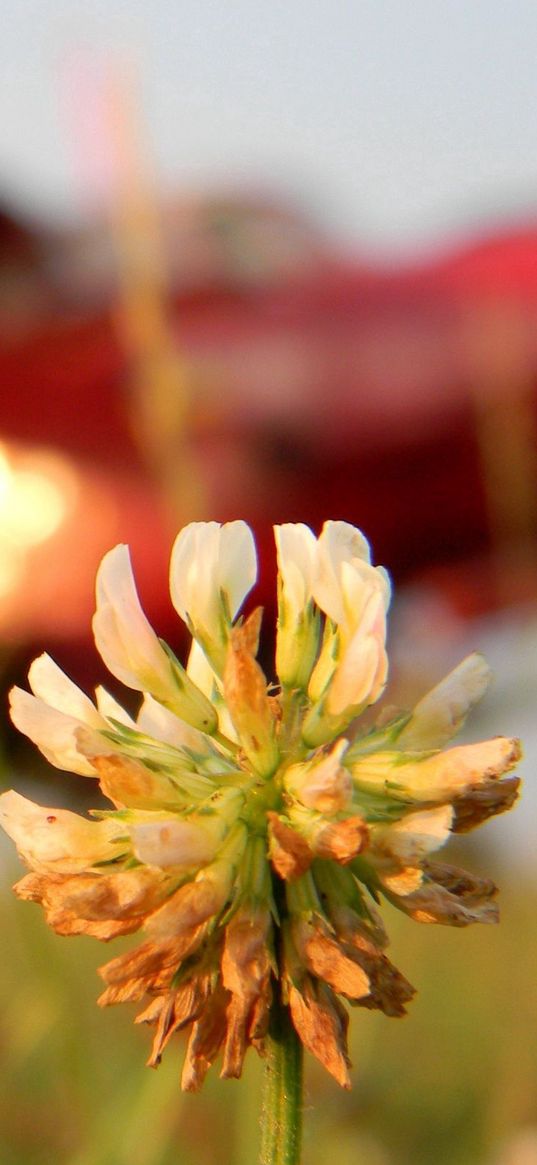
[288,977,352,1088]
[452,777,521,832]
[223,613,278,776]
[267,812,312,880]
[221,907,273,1078]
[390,861,499,926]
[313,816,369,864]
[181,981,229,1091]
[293,918,370,1001]
[136,976,212,1066]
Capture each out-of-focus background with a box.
[1,4,537,1163]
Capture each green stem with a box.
[259,982,303,1165]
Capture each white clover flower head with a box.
[0,520,520,1090]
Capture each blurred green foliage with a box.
[0,852,535,1165]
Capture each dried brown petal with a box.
[144,877,226,941]
[181,981,229,1092]
[391,861,499,926]
[223,612,278,776]
[293,918,370,1001]
[98,925,207,1004]
[288,977,351,1089]
[452,776,521,832]
[221,907,273,1078]
[14,870,161,939]
[267,812,312,880]
[136,977,212,1066]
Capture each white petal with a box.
[129,817,219,869]
[95,686,137,728]
[93,544,172,695]
[327,591,388,715]
[186,639,218,698]
[170,520,256,632]
[0,790,124,872]
[29,654,103,726]
[398,653,493,750]
[137,694,210,753]
[373,805,454,864]
[217,521,257,619]
[9,687,102,776]
[275,523,317,611]
[313,521,372,624]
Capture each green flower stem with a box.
[259,982,303,1165]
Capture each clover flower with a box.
[0,520,520,1090]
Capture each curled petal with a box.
[388,861,499,926]
[452,775,520,832]
[181,981,229,1091]
[221,906,273,1078]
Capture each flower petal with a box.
[0,790,126,872]
[170,521,257,667]
[9,687,103,776]
[397,653,494,750]
[93,544,175,699]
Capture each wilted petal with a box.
[181,981,229,1091]
[85,752,190,811]
[311,815,369,864]
[221,906,273,1078]
[267,813,313,880]
[388,861,499,926]
[292,917,370,1001]
[452,775,521,832]
[223,612,279,777]
[288,977,352,1089]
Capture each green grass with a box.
[1,854,535,1165]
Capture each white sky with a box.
[2,1,537,255]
